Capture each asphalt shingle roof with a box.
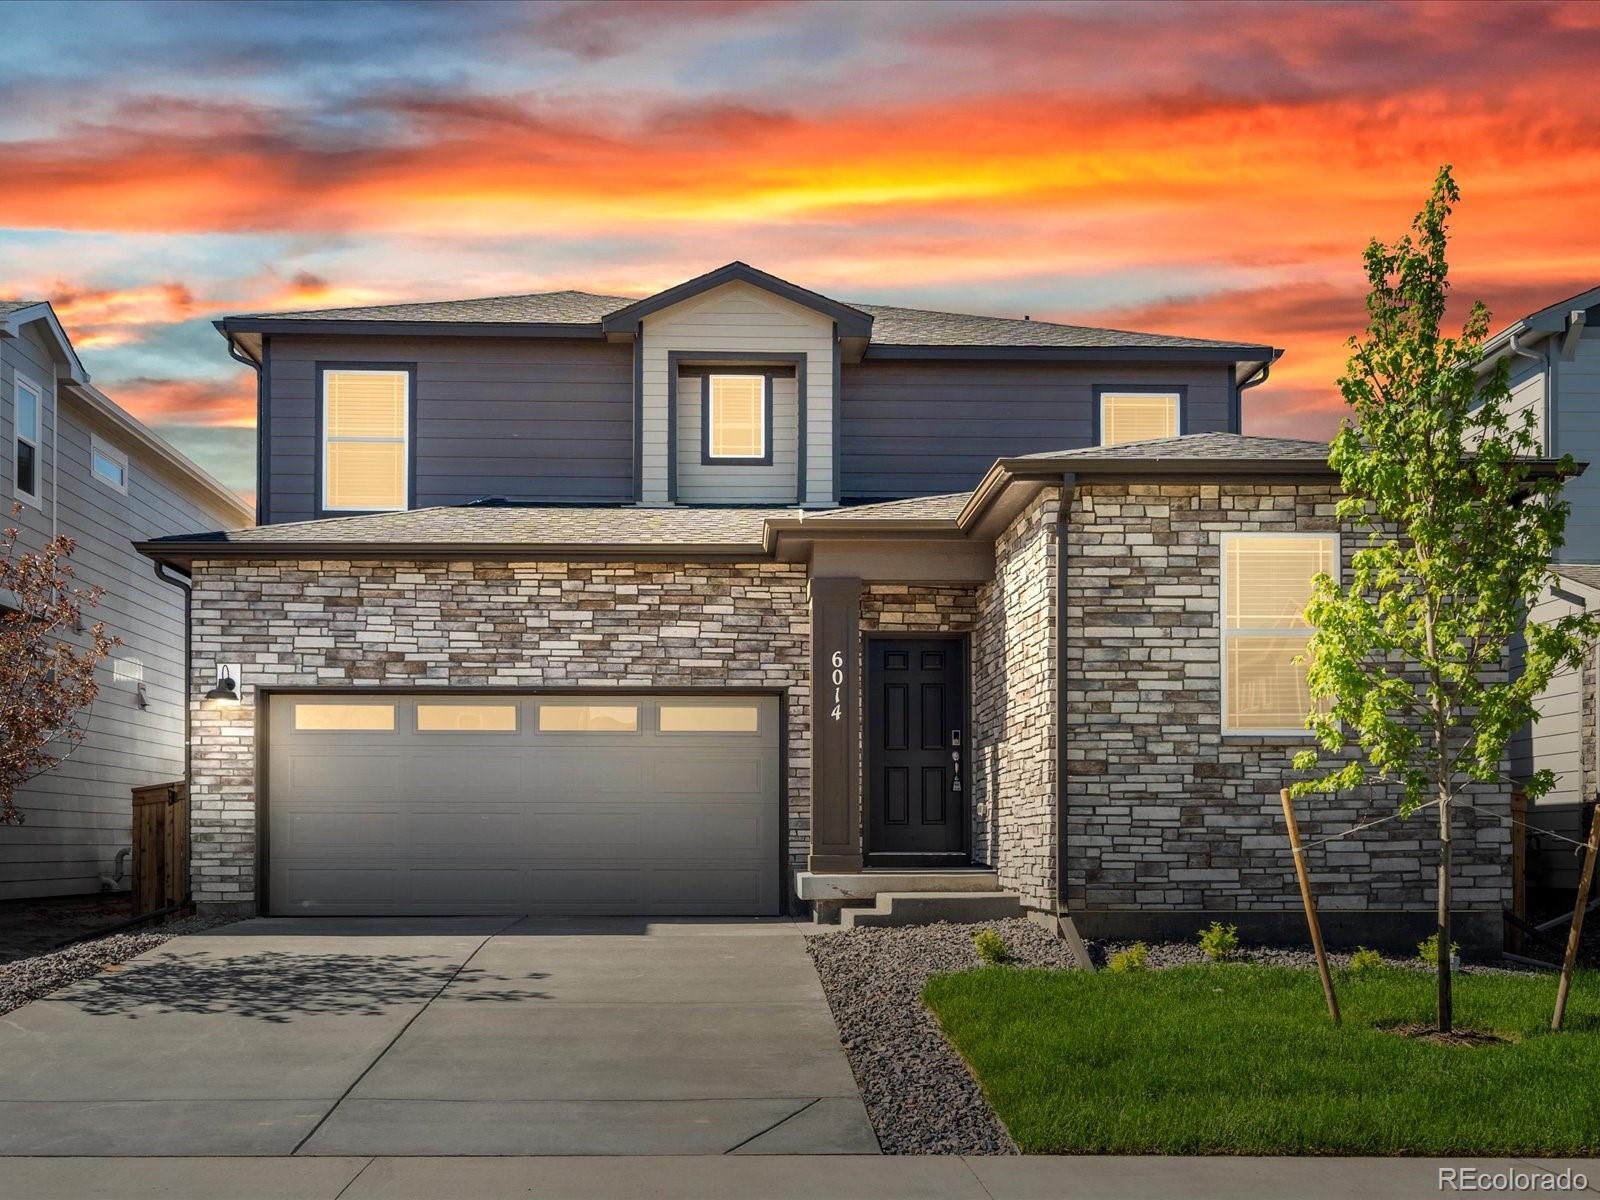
[229,291,1270,352]
[143,505,778,550]
[848,303,1260,350]
[0,300,43,317]
[805,493,968,521]
[1021,433,1331,464]
[244,290,632,324]
[1555,565,1600,593]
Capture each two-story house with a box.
[1,300,252,901]
[140,262,1511,948]
[1488,286,1600,898]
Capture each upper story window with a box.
[1221,533,1337,735]
[705,374,769,464]
[90,434,129,494]
[322,368,409,512]
[1099,390,1179,447]
[13,373,42,506]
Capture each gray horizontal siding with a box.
[1,328,245,898]
[839,359,1235,498]
[1555,331,1600,564]
[264,335,634,522]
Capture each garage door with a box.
[266,693,781,916]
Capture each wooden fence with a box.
[132,780,189,917]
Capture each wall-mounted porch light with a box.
[205,663,241,704]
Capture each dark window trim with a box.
[1091,384,1188,446]
[700,371,776,466]
[314,361,418,518]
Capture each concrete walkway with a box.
[0,916,876,1156]
[2,1155,1594,1200]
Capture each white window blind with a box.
[1221,534,1337,733]
[708,375,766,459]
[1100,392,1179,447]
[323,370,408,511]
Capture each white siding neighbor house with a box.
[0,300,252,900]
[1483,285,1600,895]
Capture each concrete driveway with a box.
[0,917,878,1157]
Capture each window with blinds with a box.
[1100,391,1179,447]
[707,375,767,461]
[1221,533,1337,733]
[322,369,408,511]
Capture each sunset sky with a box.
[5,0,1600,500]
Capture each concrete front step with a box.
[840,891,1023,929]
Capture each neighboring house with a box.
[0,301,253,901]
[140,262,1510,948]
[1485,286,1600,896]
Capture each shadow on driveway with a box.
[60,949,551,1021]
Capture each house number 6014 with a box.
[829,650,845,722]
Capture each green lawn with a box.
[923,964,1600,1155]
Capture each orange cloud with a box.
[108,376,256,428]
[43,281,198,348]
[1087,273,1600,438]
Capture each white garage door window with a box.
[268,694,780,916]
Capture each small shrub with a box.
[1198,921,1240,962]
[1108,942,1150,973]
[1416,933,1461,968]
[1347,946,1385,974]
[973,927,1011,966]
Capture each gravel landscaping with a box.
[0,912,240,1017]
[805,918,1076,1155]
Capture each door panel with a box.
[268,693,780,916]
[866,638,967,863]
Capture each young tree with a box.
[1291,166,1596,1033]
[0,504,117,826]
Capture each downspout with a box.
[227,336,265,524]
[151,561,193,879]
[1233,360,1273,435]
[1507,332,1548,456]
[1054,471,1090,965]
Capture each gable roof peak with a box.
[599,261,874,339]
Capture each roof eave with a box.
[135,539,775,569]
[1,302,88,384]
[863,344,1282,364]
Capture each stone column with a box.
[808,576,862,871]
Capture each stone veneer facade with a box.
[973,492,1060,908]
[189,559,811,909]
[183,479,1515,942]
[1062,480,1510,946]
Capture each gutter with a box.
[136,539,780,570]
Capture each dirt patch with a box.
[1382,1021,1512,1048]
[0,894,134,965]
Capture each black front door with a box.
[866,636,967,865]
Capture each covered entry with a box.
[265,693,781,916]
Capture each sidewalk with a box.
[3,1155,1593,1200]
